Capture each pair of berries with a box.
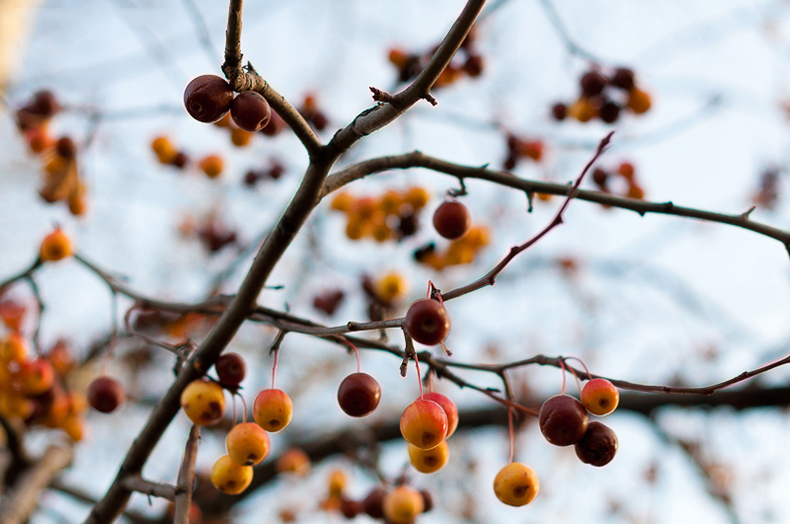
[400,392,459,474]
[184,75,272,132]
[353,485,432,523]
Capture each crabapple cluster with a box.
[330,187,430,242]
[178,212,239,254]
[184,75,272,132]
[243,159,286,187]
[551,67,652,124]
[13,90,88,215]
[503,133,545,170]
[298,94,330,131]
[591,161,646,201]
[414,224,490,270]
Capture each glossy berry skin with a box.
[433,201,471,240]
[253,388,293,432]
[575,421,618,466]
[493,462,539,507]
[581,378,619,416]
[422,392,458,438]
[362,487,386,519]
[538,395,589,446]
[87,376,125,413]
[184,75,234,123]
[215,352,246,387]
[383,486,424,524]
[226,422,270,466]
[211,454,253,494]
[40,229,73,262]
[337,372,381,417]
[180,379,226,426]
[230,91,272,132]
[408,440,449,473]
[404,299,450,346]
[400,398,448,450]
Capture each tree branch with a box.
[173,426,199,524]
[120,476,178,501]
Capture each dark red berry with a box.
[420,490,434,513]
[404,298,451,346]
[599,101,620,124]
[340,498,362,519]
[312,111,328,131]
[88,376,125,413]
[433,201,471,240]
[575,421,618,466]
[413,243,436,263]
[268,162,285,180]
[244,170,261,187]
[362,488,386,519]
[29,90,61,116]
[313,289,345,316]
[216,353,246,386]
[397,213,419,238]
[503,155,517,170]
[184,75,234,123]
[337,372,381,417]
[56,137,76,159]
[580,71,606,97]
[172,152,189,169]
[463,55,484,77]
[551,102,567,121]
[592,168,608,188]
[230,91,272,132]
[260,111,286,136]
[611,68,635,91]
[538,395,589,446]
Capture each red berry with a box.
[184,75,234,123]
[362,488,386,519]
[337,372,381,417]
[575,421,618,466]
[599,101,620,123]
[27,90,61,117]
[592,168,608,188]
[433,201,471,240]
[611,68,635,91]
[215,352,246,387]
[172,152,188,169]
[88,376,125,413]
[230,91,272,132]
[340,498,362,519]
[538,395,589,446]
[551,102,567,121]
[404,299,451,346]
[422,392,459,438]
[420,490,434,512]
[580,71,607,97]
[463,55,484,77]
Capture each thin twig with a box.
[173,426,200,524]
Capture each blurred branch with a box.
[49,481,159,524]
[120,476,177,501]
[173,426,199,524]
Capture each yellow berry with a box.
[327,469,347,497]
[211,455,253,495]
[180,379,226,426]
[226,422,270,466]
[408,440,449,473]
[374,272,408,303]
[383,486,424,524]
[493,462,539,507]
[404,187,429,209]
[581,378,619,416]
[253,389,293,432]
[331,192,354,213]
[40,228,73,262]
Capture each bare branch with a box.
[120,476,178,501]
[173,426,200,524]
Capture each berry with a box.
[538,395,589,446]
[493,462,539,507]
[340,498,362,519]
[27,90,61,117]
[551,102,567,121]
[374,272,408,303]
[400,398,448,450]
[253,388,293,432]
[592,168,608,188]
[404,187,429,209]
[180,379,226,426]
[18,358,55,395]
[408,440,449,473]
[420,490,434,512]
[172,152,188,169]
[581,378,619,416]
[362,488,386,519]
[568,97,597,122]
[575,421,618,466]
[331,192,354,212]
[611,68,635,91]
[433,201,471,239]
[226,422,270,466]
[404,299,451,346]
[580,71,606,97]
[230,128,253,147]
[463,55,484,77]
[198,155,224,178]
[87,376,125,413]
[617,162,635,180]
[230,91,272,132]
[276,448,311,476]
[327,469,347,497]
[383,486,424,524]
[422,392,459,438]
[211,454,253,494]
[599,101,620,123]
[627,88,652,114]
[215,352,246,387]
[56,137,77,159]
[184,75,234,123]
[40,228,73,262]
[627,183,645,200]
[337,372,381,417]
[0,333,28,363]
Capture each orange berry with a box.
[43,155,68,177]
[374,272,408,303]
[536,192,553,201]
[0,333,28,363]
[18,358,55,395]
[617,162,635,180]
[400,398,448,450]
[378,190,403,215]
[40,228,73,262]
[388,48,409,69]
[372,221,392,243]
[493,462,539,506]
[580,378,619,416]
[354,197,377,220]
[627,88,652,114]
[213,112,232,128]
[330,192,354,213]
[62,415,86,441]
[404,187,429,209]
[276,448,311,476]
[445,242,476,265]
[0,300,26,332]
[408,440,449,473]
[627,183,645,200]
[568,97,598,123]
[422,392,459,438]
[383,486,424,524]
[151,136,174,156]
[230,127,253,147]
[198,155,224,178]
[327,469,347,497]
[0,392,34,419]
[253,388,293,432]
[226,422,270,466]
[180,379,226,426]
[211,455,253,495]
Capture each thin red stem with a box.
[508,407,515,464]
[565,356,591,379]
[559,358,567,395]
[271,349,279,390]
[414,355,424,399]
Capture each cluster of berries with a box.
[388,27,484,88]
[327,483,434,523]
[243,160,285,187]
[298,94,329,132]
[15,91,88,216]
[361,271,409,321]
[592,161,645,200]
[184,75,272,132]
[503,134,545,170]
[551,67,652,124]
[178,213,239,254]
[330,187,430,242]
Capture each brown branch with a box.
[0,259,41,296]
[120,476,177,501]
[173,426,200,524]
[0,444,74,524]
[49,481,159,524]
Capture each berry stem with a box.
[565,356,591,379]
[414,355,424,399]
[344,339,362,373]
[508,406,515,464]
[239,393,248,423]
[271,348,279,390]
[559,358,567,396]
[232,394,238,426]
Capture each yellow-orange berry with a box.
[327,469,347,497]
[378,191,403,215]
[383,486,424,524]
[276,448,311,476]
[627,88,652,114]
[404,187,429,209]
[330,192,354,213]
[0,393,34,419]
[230,128,253,147]
[462,226,489,248]
[253,388,293,432]
[581,378,619,416]
[151,136,174,156]
[568,97,597,123]
[400,398,448,450]
[62,415,86,441]
[374,272,408,303]
[40,228,73,262]
[345,216,368,240]
[493,462,539,507]
[408,440,449,473]
[18,358,55,395]
[180,379,226,426]
[211,455,253,495]
[198,155,224,178]
[0,333,28,363]
[626,183,645,200]
[226,422,270,466]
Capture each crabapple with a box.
[215,352,246,387]
[422,392,458,438]
[230,91,272,132]
[361,487,386,519]
[226,422,270,466]
[383,486,424,524]
[184,75,234,123]
[40,228,73,262]
[538,395,589,446]
[253,388,293,432]
[337,372,381,417]
[575,421,618,466]
[18,358,55,395]
[400,398,448,450]
[493,462,539,507]
[581,378,619,416]
[404,299,450,346]
[180,379,226,426]
[433,201,471,239]
[275,448,311,476]
[87,376,125,413]
[408,440,449,473]
[211,454,253,494]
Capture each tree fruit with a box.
[581,378,619,416]
[422,392,459,438]
[184,75,234,123]
[433,201,471,239]
[337,372,381,417]
[253,388,293,432]
[404,299,451,346]
[180,379,226,426]
[575,421,618,466]
[383,486,424,524]
[408,440,449,473]
[538,395,589,446]
[211,454,253,494]
[87,376,125,413]
[400,398,448,450]
[362,487,386,518]
[493,462,539,506]
[226,421,270,466]
[230,91,272,132]
[215,352,246,387]
[40,228,73,262]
